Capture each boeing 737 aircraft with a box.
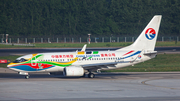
[7,15,162,79]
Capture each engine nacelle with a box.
[63,66,84,76]
[18,72,28,75]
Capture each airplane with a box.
[7,15,162,79]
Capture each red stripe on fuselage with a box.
[123,50,134,56]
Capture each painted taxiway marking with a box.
[141,79,180,90]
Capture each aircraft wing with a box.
[81,62,119,70]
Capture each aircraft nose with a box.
[7,64,10,68]
[7,63,13,68]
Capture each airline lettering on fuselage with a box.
[76,55,100,57]
[86,55,100,57]
[76,55,85,57]
[101,53,115,57]
[76,53,116,58]
[51,55,74,58]
[51,53,116,58]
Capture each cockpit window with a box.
[13,58,28,63]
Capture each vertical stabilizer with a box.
[116,15,162,51]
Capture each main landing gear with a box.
[25,75,29,79]
[88,72,95,78]
[82,72,95,78]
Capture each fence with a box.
[1,36,179,44]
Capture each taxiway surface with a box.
[0,68,180,101]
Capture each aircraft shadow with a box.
[0,72,137,79]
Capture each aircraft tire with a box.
[88,73,95,78]
[25,75,29,79]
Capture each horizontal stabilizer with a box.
[143,51,157,55]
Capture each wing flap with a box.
[81,62,119,70]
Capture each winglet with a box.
[81,44,87,52]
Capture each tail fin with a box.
[116,15,162,51]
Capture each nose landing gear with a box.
[18,72,29,79]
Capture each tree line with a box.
[0,0,180,38]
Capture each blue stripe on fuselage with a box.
[124,51,141,59]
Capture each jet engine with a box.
[63,66,84,76]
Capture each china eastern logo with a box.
[145,28,156,40]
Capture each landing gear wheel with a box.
[25,75,29,79]
[88,73,95,78]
